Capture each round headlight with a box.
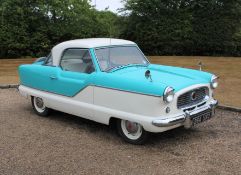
[163,87,175,103]
[211,75,219,89]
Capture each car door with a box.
[43,49,96,118]
[53,48,96,97]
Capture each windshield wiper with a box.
[105,63,148,73]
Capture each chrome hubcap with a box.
[35,97,44,109]
[121,120,142,140]
[125,121,139,134]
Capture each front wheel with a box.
[31,96,50,116]
[117,119,149,145]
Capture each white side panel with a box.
[73,86,93,103]
[19,83,213,133]
[92,84,213,132]
[19,85,94,119]
[19,85,167,131]
[93,83,212,119]
[93,86,163,117]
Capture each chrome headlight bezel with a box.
[210,75,219,89]
[163,86,175,103]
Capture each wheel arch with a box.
[109,117,119,129]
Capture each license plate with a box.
[191,111,212,126]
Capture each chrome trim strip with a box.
[21,84,163,98]
[152,114,185,127]
[93,85,162,97]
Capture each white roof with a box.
[52,38,136,66]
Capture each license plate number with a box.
[192,112,212,126]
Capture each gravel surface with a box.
[0,89,241,175]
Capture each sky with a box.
[90,0,124,13]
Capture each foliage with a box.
[1,0,241,58]
[121,0,241,56]
[0,0,120,58]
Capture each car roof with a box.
[52,38,136,66]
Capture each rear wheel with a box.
[117,119,149,144]
[31,96,50,116]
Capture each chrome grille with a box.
[177,87,208,109]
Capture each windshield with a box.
[95,46,149,71]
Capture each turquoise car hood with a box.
[105,64,212,94]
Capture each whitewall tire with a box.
[117,119,149,144]
[31,96,50,116]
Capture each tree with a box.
[191,0,241,55]
[121,0,241,56]
[94,10,122,37]
[0,0,122,58]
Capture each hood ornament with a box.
[145,70,152,82]
[197,61,204,71]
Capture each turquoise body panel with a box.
[19,65,96,96]
[19,48,213,97]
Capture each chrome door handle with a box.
[50,76,57,80]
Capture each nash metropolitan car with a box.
[19,38,218,144]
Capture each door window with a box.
[60,49,95,74]
[45,54,53,66]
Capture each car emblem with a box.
[191,91,197,101]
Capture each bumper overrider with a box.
[152,99,218,128]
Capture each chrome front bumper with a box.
[152,99,218,128]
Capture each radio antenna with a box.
[108,11,112,66]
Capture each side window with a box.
[45,54,53,66]
[60,49,95,74]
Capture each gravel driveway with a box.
[0,89,240,175]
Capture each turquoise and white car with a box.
[19,38,218,144]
